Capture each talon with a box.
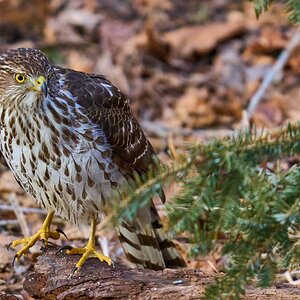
[41,239,47,247]
[41,238,56,251]
[47,241,59,247]
[6,242,12,251]
[8,212,61,261]
[66,246,112,271]
[71,267,78,277]
[56,228,68,240]
[64,217,112,271]
[12,254,18,266]
[56,245,73,254]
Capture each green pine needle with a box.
[249,0,300,25]
[110,123,300,299]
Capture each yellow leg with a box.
[10,211,60,261]
[66,216,111,272]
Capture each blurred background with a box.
[0,0,300,298]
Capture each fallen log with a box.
[23,247,300,299]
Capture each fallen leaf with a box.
[175,87,215,128]
[245,26,288,56]
[163,21,245,58]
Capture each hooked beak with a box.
[31,75,48,97]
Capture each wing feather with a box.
[57,68,157,177]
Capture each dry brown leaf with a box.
[214,47,246,93]
[0,0,48,41]
[288,46,300,71]
[252,95,287,127]
[141,21,170,62]
[44,7,101,45]
[134,0,173,14]
[163,22,245,58]
[245,26,288,56]
[67,51,94,73]
[100,19,136,55]
[175,87,215,128]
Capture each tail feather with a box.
[118,221,165,270]
[117,205,186,270]
[154,228,186,268]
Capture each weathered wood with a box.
[23,246,209,299]
[23,247,300,300]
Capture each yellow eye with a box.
[15,73,27,84]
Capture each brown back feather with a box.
[57,67,156,176]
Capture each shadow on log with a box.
[23,246,300,300]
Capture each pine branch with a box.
[99,157,193,230]
[250,0,274,19]
[111,123,300,299]
[249,0,300,25]
[285,0,300,24]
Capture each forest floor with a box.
[0,0,300,299]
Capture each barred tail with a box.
[153,227,186,268]
[117,206,186,270]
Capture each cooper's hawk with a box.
[0,48,185,271]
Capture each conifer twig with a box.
[99,158,192,230]
[247,30,300,119]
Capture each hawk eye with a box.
[15,73,27,84]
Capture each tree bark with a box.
[23,246,299,300]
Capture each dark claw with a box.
[12,254,18,266]
[56,245,73,254]
[56,228,68,240]
[40,240,48,252]
[41,239,57,248]
[41,239,47,247]
[47,241,58,247]
[70,267,78,278]
[6,243,12,251]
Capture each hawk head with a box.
[0,48,51,107]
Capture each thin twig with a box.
[247,30,300,119]
[8,193,30,237]
[0,204,46,214]
[0,220,19,226]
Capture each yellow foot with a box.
[66,246,112,272]
[9,229,61,262]
[7,211,64,263]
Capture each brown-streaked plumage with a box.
[0,48,186,271]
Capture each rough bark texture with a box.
[23,247,300,300]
